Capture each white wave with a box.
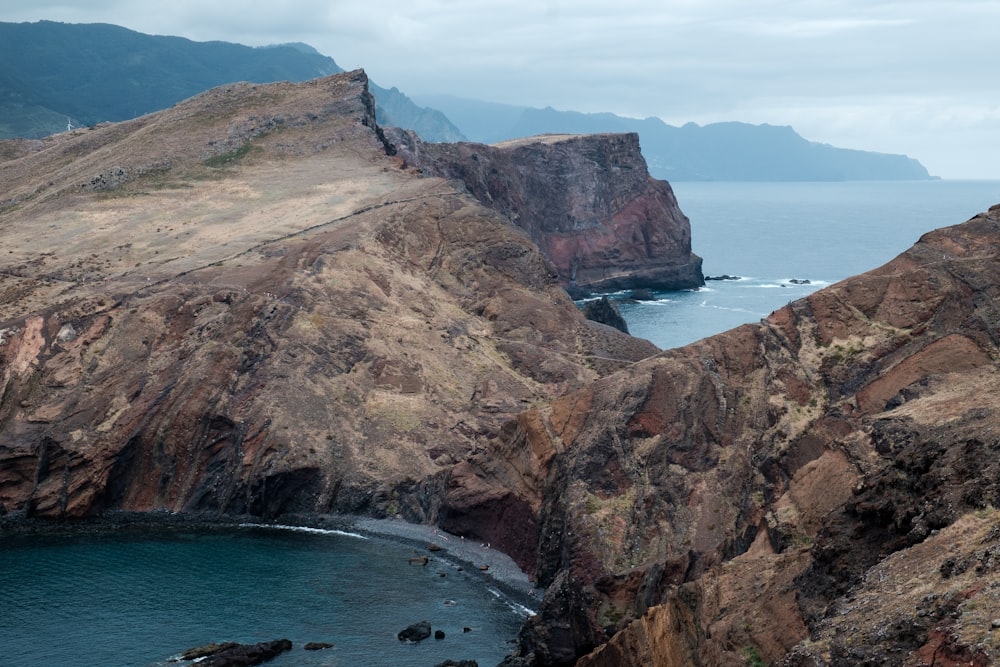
[777,278,831,287]
[698,303,764,315]
[487,587,536,617]
[237,523,368,540]
[509,601,537,617]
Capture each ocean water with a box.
[0,524,531,667]
[618,180,1000,349]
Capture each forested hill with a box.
[0,21,462,142]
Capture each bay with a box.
[619,180,1000,349]
[0,524,532,667]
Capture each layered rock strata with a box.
[387,129,704,296]
[0,71,657,521]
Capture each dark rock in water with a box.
[435,661,479,667]
[303,642,334,650]
[581,297,629,334]
[627,288,657,301]
[788,278,811,284]
[435,629,446,639]
[398,620,432,642]
[179,639,292,666]
[177,642,239,661]
[705,274,742,281]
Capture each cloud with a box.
[2,0,999,177]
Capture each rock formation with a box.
[176,639,292,666]
[387,129,703,296]
[5,68,1000,667]
[0,70,657,522]
[581,297,629,334]
[441,206,1000,665]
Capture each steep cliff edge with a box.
[7,67,1000,667]
[440,206,1000,665]
[0,70,657,521]
[387,130,704,295]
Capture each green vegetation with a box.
[0,21,463,143]
[203,143,255,168]
[742,645,768,667]
[0,21,340,138]
[598,603,626,627]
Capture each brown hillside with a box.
[0,70,656,521]
[447,207,1000,665]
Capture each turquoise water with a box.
[619,180,1000,349]
[0,525,530,667]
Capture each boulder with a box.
[397,621,432,643]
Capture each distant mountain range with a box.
[0,20,462,142]
[415,94,934,181]
[1,20,932,181]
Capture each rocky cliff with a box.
[5,68,1000,667]
[440,206,1000,665]
[0,70,657,521]
[387,130,704,296]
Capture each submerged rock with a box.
[175,639,292,666]
[303,642,334,650]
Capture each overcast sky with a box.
[5,0,999,178]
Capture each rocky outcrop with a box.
[581,297,629,334]
[443,206,1000,665]
[0,71,658,522]
[397,620,433,643]
[386,129,703,296]
[176,639,292,666]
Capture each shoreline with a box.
[0,509,543,613]
[351,516,542,606]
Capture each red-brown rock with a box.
[386,129,703,295]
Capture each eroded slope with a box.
[0,71,657,521]
[444,208,1000,665]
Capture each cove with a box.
[0,520,534,667]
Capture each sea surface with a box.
[0,523,532,667]
[618,180,1000,349]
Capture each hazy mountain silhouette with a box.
[416,94,934,181]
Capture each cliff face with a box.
[387,130,704,295]
[0,71,657,521]
[6,67,1000,667]
[441,207,1000,665]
